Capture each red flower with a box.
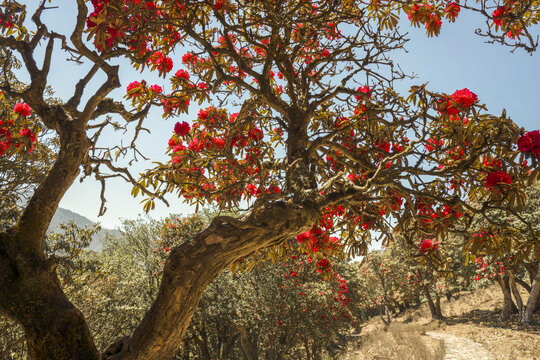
[485,170,512,190]
[198,109,209,119]
[182,52,198,64]
[419,238,434,253]
[492,6,508,27]
[451,88,477,108]
[355,86,371,101]
[13,102,31,117]
[175,69,190,80]
[126,81,143,98]
[149,84,162,93]
[321,48,330,57]
[425,14,442,33]
[317,258,331,268]
[211,137,224,148]
[151,52,173,74]
[444,2,460,21]
[517,130,540,157]
[174,121,190,136]
[19,127,36,143]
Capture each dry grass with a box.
[342,323,445,360]
[344,284,540,360]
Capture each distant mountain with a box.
[48,208,122,251]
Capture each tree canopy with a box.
[0,0,539,359]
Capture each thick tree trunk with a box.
[0,114,99,359]
[103,201,318,359]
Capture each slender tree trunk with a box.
[435,293,444,320]
[517,267,540,328]
[508,269,525,322]
[234,323,258,360]
[304,338,312,360]
[377,304,391,326]
[423,286,443,320]
[496,273,516,322]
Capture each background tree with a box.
[0,50,57,230]
[465,182,540,327]
[0,1,538,359]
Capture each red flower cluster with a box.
[149,51,174,76]
[419,238,437,253]
[149,84,162,93]
[0,118,37,156]
[355,86,371,101]
[492,6,509,27]
[517,130,540,158]
[174,121,191,136]
[13,102,31,117]
[444,2,460,22]
[440,88,478,115]
[126,81,144,98]
[175,69,190,80]
[485,170,512,190]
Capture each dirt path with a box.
[426,331,495,360]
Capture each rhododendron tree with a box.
[0,1,539,359]
[465,183,540,327]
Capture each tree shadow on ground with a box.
[444,308,540,333]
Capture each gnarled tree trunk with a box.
[0,112,100,360]
[103,201,318,359]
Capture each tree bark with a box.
[423,286,443,320]
[103,201,318,359]
[435,293,444,320]
[234,323,258,360]
[496,273,516,322]
[0,113,100,359]
[516,267,540,328]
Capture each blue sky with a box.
[18,2,540,229]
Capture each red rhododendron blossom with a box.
[419,238,435,253]
[441,88,478,115]
[198,109,209,119]
[517,130,540,158]
[445,2,460,21]
[182,52,198,64]
[355,86,371,101]
[175,69,190,80]
[126,81,143,98]
[492,6,508,27]
[451,88,478,108]
[19,127,36,143]
[425,14,442,32]
[317,258,331,268]
[150,52,174,74]
[485,170,512,190]
[13,102,31,117]
[149,84,162,93]
[174,121,190,136]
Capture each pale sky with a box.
[18,2,540,229]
